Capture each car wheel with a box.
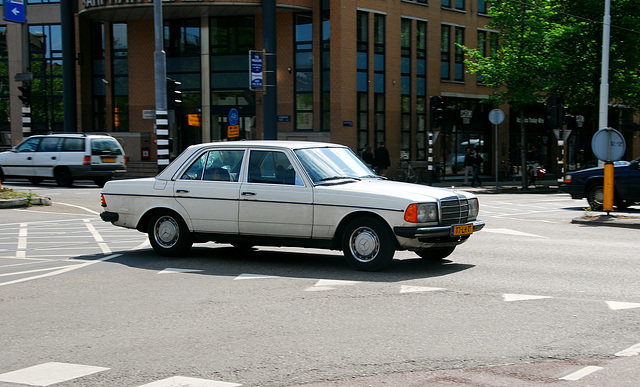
[94,177,110,188]
[28,177,44,185]
[586,183,604,210]
[615,198,631,210]
[148,211,193,256]
[54,167,74,187]
[342,216,395,271]
[416,246,456,261]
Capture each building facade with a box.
[1,0,638,176]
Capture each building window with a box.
[356,11,369,152]
[29,24,63,134]
[416,21,427,160]
[454,27,465,81]
[91,22,106,131]
[442,0,464,10]
[440,25,450,80]
[294,13,313,131]
[0,26,9,141]
[373,14,385,146]
[321,9,330,131]
[400,18,411,159]
[112,23,128,132]
[478,0,489,14]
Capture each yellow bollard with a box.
[603,162,614,213]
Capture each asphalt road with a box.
[0,181,638,386]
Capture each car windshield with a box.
[294,147,378,184]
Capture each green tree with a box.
[462,0,566,188]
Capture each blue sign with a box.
[228,108,239,126]
[250,54,263,89]
[4,0,26,23]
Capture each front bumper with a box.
[394,220,485,241]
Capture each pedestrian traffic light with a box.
[166,78,182,110]
[430,95,444,129]
[18,82,31,106]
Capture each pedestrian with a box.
[375,142,391,177]
[463,147,473,185]
[471,148,483,187]
[362,144,375,169]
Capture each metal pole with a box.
[61,0,76,132]
[153,0,169,171]
[262,0,277,140]
[495,123,498,190]
[598,0,611,130]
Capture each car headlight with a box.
[404,203,438,223]
[468,198,479,218]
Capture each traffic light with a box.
[546,94,564,129]
[430,95,444,129]
[166,78,182,110]
[18,82,31,106]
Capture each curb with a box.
[0,197,52,209]
[571,216,640,230]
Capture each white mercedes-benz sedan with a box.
[100,141,484,271]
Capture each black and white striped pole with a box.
[18,82,31,136]
[429,96,444,185]
[153,0,168,172]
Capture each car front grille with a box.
[440,194,470,226]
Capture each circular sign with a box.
[488,109,505,125]
[228,108,239,126]
[591,128,626,162]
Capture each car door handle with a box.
[241,191,256,196]
[176,189,190,194]
[51,156,56,160]
[27,157,32,160]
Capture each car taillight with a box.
[123,156,126,165]
[101,194,107,207]
[565,175,572,183]
[83,156,91,165]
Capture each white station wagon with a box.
[100,141,484,271]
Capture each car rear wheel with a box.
[586,183,604,210]
[54,167,74,187]
[93,177,110,188]
[342,216,395,271]
[148,211,193,256]
[416,246,456,261]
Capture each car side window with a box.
[180,152,208,180]
[61,138,85,152]
[248,150,299,185]
[37,137,61,152]
[15,137,41,152]
[202,150,243,182]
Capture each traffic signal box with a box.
[430,95,444,129]
[18,82,31,106]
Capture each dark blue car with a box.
[559,157,640,210]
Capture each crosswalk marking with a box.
[606,301,640,310]
[559,365,603,381]
[0,362,110,386]
[503,293,552,302]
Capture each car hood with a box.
[314,179,474,210]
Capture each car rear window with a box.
[91,138,123,155]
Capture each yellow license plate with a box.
[102,157,116,163]
[451,224,473,236]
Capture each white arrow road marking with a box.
[559,366,603,381]
[304,279,361,292]
[503,293,552,302]
[606,301,640,310]
[234,273,283,280]
[400,285,446,293]
[158,268,204,274]
[138,376,242,387]
[615,342,640,357]
[0,362,110,386]
[482,228,547,238]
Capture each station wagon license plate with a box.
[451,224,473,237]
[102,157,116,163]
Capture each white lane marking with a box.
[481,228,547,238]
[16,223,27,258]
[138,376,242,387]
[304,286,336,292]
[0,362,110,386]
[0,266,72,278]
[606,301,640,310]
[559,366,603,381]
[0,254,121,287]
[57,202,101,215]
[400,285,446,293]
[158,268,204,274]
[315,279,360,287]
[234,273,282,280]
[615,342,640,357]
[503,293,552,302]
[84,219,111,255]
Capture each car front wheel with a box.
[342,216,395,271]
[148,211,192,256]
[586,183,604,210]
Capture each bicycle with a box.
[392,160,419,183]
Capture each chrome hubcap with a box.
[155,216,179,248]
[350,226,380,263]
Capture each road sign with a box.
[488,109,505,125]
[4,0,26,23]
[250,52,263,90]
[592,128,625,162]
[228,108,239,126]
[553,129,572,142]
[228,125,240,138]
